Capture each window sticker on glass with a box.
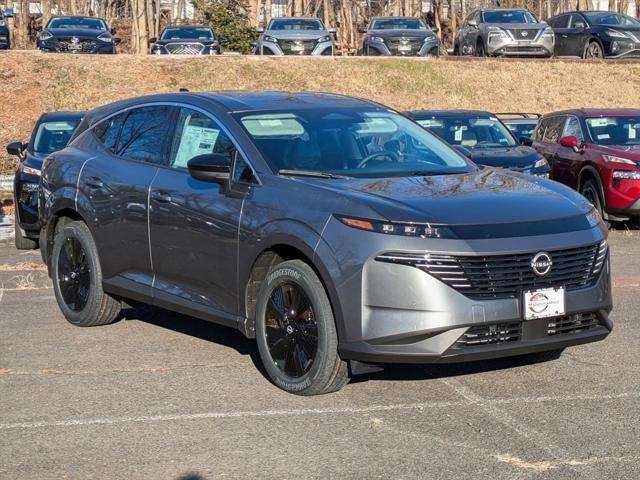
[453,126,467,142]
[416,119,444,128]
[241,114,305,137]
[173,126,220,168]
[589,118,610,127]
[355,117,397,134]
[597,134,610,140]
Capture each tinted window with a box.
[586,116,640,146]
[548,15,568,28]
[415,116,517,148]
[370,18,427,30]
[542,116,566,143]
[94,112,127,152]
[505,121,538,139]
[47,16,107,30]
[269,19,324,30]
[161,27,214,40]
[562,116,584,143]
[169,108,237,170]
[482,10,537,24]
[117,106,175,164]
[32,119,81,154]
[583,12,640,26]
[568,14,586,28]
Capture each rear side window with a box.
[542,116,566,143]
[117,106,176,164]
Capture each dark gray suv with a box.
[39,92,612,395]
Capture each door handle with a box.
[561,34,568,38]
[84,177,104,189]
[151,191,172,203]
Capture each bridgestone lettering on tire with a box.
[255,260,348,395]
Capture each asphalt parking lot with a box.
[0,216,639,479]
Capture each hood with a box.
[301,168,592,225]
[264,30,328,40]
[590,144,640,162]
[467,145,541,168]
[368,29,435,39]
[45,27,108,39]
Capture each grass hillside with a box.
[1,52,639,174]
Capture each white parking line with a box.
[1,391,637,431]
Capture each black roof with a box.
[407,110,494,119]
[39,111,85,122]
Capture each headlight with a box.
[612,170,640,180]
[586,208,602,228]
[39,31,53,41]
[603,154,637,165]
[533,158,548,169]
[336,215,457,239]
[18,163,41,176]
[263,35,278,43]
[606,29,629,39]
[317,35,331,43]
[542,27,554,37]
[488,29,508,40]
[369,36,385,43]
[97,32,113,43]
[0,20,6,27]
[423,35,436,43]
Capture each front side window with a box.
[562,116,584,143]
[94,112,127,152]
[169,108,238,171]
[370,18,428,30]
[568,14,586,29]
[548,15,568,28]
[586,116,640,146]
[236,109,473,178]
[268,19,324,31]
[32,119,80,154]
[161,28,214,40]
[47,17,107,30]
[116,106,175,164]
[482,10,537,24]
[415,116,517,148]
[583,12,640,26]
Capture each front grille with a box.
[507,28,541,40]
[503,46,546,54]
[453,322,521,348]
[165,42,205,55]
[547,312,599,336]
[387,37,423,55]
[377,241,607,299]
[54,37,97,53]
[279,39,316,55]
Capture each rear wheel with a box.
[255,260,348,395]
[14,216,38,250]
[584,41,603,59]
[51,220,121,327]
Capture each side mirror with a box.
[148,37,157,44]
[431,27,439,34]
[256,27,264,33]
[452,145,472,158]
[6,141,25,158]
[114,37,122,44]
[468,19,478,28]
[187,153,231,186]
[328,28,338,34]
[219,35,228,45]
[35,25,42,32]
[110,27,117,35]
[357,26,367,34]
[559,135,583,152]
[519,136,533,146]
[573,22,586,29]
[249,40,257,48]
[4,8,13,17]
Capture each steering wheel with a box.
[356,151,400,169]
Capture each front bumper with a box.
[364,39,440,56]
[38,40,115,54]
[486,33,554,57]
[258,40,334,56]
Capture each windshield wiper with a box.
[278,169,352,179]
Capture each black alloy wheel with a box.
[57,235,91,311]
[584,41,603,59]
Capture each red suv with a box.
[532,109,640,224]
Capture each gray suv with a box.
[455,8,554,57]
[39,92,612,396]
[358,16,441,56]
[254,17,335,55]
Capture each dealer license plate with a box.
[290,44,305,52]
[523,287,565,320]
[398,45,412,52]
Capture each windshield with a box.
[370,18,428,30]
[161,27,214,40]
[47,17,107,30]
[504,120,538,139]
[236,109,473,178]
[586,117,640,146]
[415,116,517,148]
[269,19,324,30]
[32,119,80,154]
[482,10,537,24]
[584,12,640,26]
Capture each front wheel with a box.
[255,260,349,395]
[14,216,38,250]
[584,41,604,59]
[51,220,121,326]
[475,40,486,57]
[580,178,610,228]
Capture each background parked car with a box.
[0,8,10,49]
[407,110,550,177]
[358,16,441,57]
[547,11,640,59]
[497,112,541,140]
[532,109,640,224]
[454,8,554,57]
[149,25,226,55]
[7,111,83,249]
[37,16,120,54]
[253,17,335,55]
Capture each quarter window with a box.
[542,116,566,143]
[117,106,175,164]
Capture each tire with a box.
[583,40,604,59]
[475,39,486,57]
[453,43,460,56]
[255,259,349,395]
[580,178,610,228]
[51,220,121,327]
[14,216,38,250]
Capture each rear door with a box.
[533,115,566,181]
[148,106,251,322]
[80,105,176,296]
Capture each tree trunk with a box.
[146,0,155,38]
[176,0,185,20]
[131,0,148,54]
[41,0,52,27]
[609,0,617,12]
[617,0,629,13]
[14,0,30,49]
[450,0,456,44]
